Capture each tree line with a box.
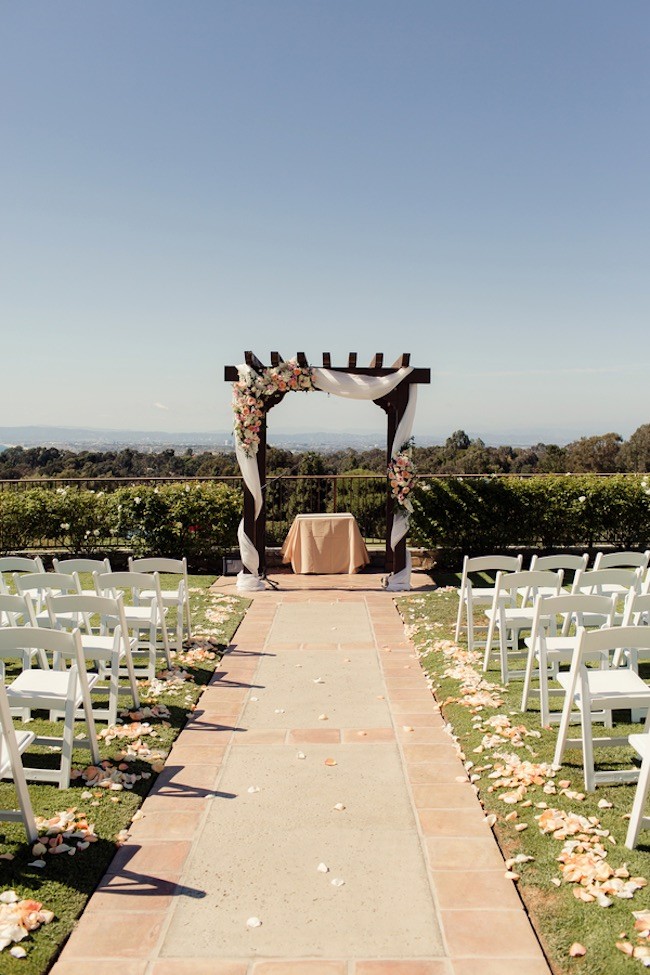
[0,423,649,480]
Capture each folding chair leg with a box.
[483,615,496,672]
[454,597,463,643]
[553,692,574,770]
[520,644,536,713]
[60,696,76,790]
[580,700,596,791]
[106,655,120,726]
[539,663,552,728]
[626,752,650,849]
[499,627,512,684]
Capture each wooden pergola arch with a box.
[224,352,431,577]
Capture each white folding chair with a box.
[521,592,617,727]
[611,591,650,671]
[13,572,83,627]
[593,549,650,573]
[454,554,523,651]
[94,571,171,677]
[0,672,38,842]
[46,592,140,725]
[0,557,45,594]
[529,552,589,586]
[483,569,563,683]
[552,626,650,791]
[571,567,643,623]
[129,556,191,648]
[625,733,650,849]
[0,627,100,789]
[52,557,112,597]
[0,594,48,670]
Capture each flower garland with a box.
[388,444,416,512]
[233,360,316,457]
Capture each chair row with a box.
[0,556,192,644]
[455,551,650,654]
[455,553,650,848]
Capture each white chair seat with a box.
[524,634,578,657]
[8,669,99,707]
[485,607,536,626]
[556,668,650,705]
[139,587,181,603]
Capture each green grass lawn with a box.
[0,573,249,974]
[397,574,650,975]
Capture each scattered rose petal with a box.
[247,786,260,794]
[331,878,345,886]
[324,758,337,767]
[402,726,414,732]
[296,752,306,760]
[313,678,324,684]
[569,943,587,957]
[274,709,285,714]
[485,814,497,827]
[246,917,262,928]
[318,714,328,721]
[28,860,46,869]
[598,799,613,809]
[317,862,329,873]
[9,946,27,958]
[250,696,258,701]
[333,803,346,811]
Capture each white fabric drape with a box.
[233,364,417,591]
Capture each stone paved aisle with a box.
[51,573,551,975]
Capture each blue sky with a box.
[2,1,649,445]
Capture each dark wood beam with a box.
[244,351,265,372]
[391,353,411,368]
[348,353,357,368]
[270,352,283,366]
[369,353,384,369]
[225,364,431,383]
[296,352,308,367]
[322,353,331,368]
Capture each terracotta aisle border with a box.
[50,572,551,975]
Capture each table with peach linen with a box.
[281,513,370,574]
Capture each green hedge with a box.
[0,483,242,564]
[411,474,650,553]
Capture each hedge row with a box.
[2,475,650,566]
[411,474,650,553]
[0,483,242,564]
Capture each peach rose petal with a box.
[569,942,587,957]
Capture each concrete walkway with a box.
[52,572,551,975]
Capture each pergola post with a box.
[376,376,410,576]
